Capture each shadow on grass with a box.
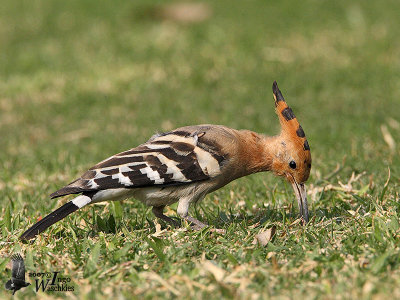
[200,205,348,229]
[47,202,349,240]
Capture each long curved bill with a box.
[291,181,309,223]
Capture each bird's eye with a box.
[289,160,297,169]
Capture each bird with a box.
[5,254,31,295]
[20,81,311,240]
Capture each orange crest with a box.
[272,81,310,153]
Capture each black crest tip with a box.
[272,81,285,103]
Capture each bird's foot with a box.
[185,216,226,234]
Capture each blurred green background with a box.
[1,0,399,299]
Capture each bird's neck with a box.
[236,130,281,176]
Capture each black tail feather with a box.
[19,202,79,241]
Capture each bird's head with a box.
[269,81,312,222]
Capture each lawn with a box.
[1,0,400,299]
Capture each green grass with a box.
[1,0,400,298]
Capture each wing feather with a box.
[50,127,230,198]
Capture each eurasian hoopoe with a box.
[20,81,311,240]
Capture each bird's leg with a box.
[152,206,180,227]
[177,198,225,234]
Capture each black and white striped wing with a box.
[50,129,227,198]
